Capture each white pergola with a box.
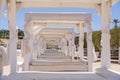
[0,0,119,74]
[22,26,76,71]
[39,28,74,50]
[23,12,93,71]
[35,28,74,58]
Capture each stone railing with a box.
[98,47,120,63]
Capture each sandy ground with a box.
[2,54,120,76]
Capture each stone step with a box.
[31,61,88,66]
[44,50,59,53]
[29,65,88,72]
[29,61,88,72]
[38,55,70,59]
[41,53,65,56]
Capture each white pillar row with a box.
[101,0,111,69]
[77,22,84,60]
[7,0,17,73]
[86,20,93,72]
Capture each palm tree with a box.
[112,19,120,28]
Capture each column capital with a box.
[16,2,21,12]
[65,33,71,39]
[85,20,92,34]
[102,0,112,7]
[95,4,101,16]
[32,23,45,36]
[85,20,91,24]
[76,21,84,27]
[24,23,33,39]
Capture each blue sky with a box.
[0,1,120,31]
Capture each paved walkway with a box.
[1,72,106,80]
[1,55,120,80]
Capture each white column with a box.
[0,0,4,17]
[93,46,98,61]
[42,40,46,53]
[61,40,64,53]
[64,38,68,56]
[67,33,75,60]
[41,40,45,53]
[39,39,43,55]
[7,0,17,73]
[77,23,84,60]
[23,53,31,71]
[37,36,41,57]
[61,38,67,55]
[23,22,34,71]
[61,39,64,53]
[65,35,71,57]
[32,24,45,59]
[0,53,2,76]
[72,33,76,60]
[101,0,111,69]
[32,35,39,60]
[86,21,93,72]
[119,47,120,64]
[38,38,41,56]
[68,37,72,57]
